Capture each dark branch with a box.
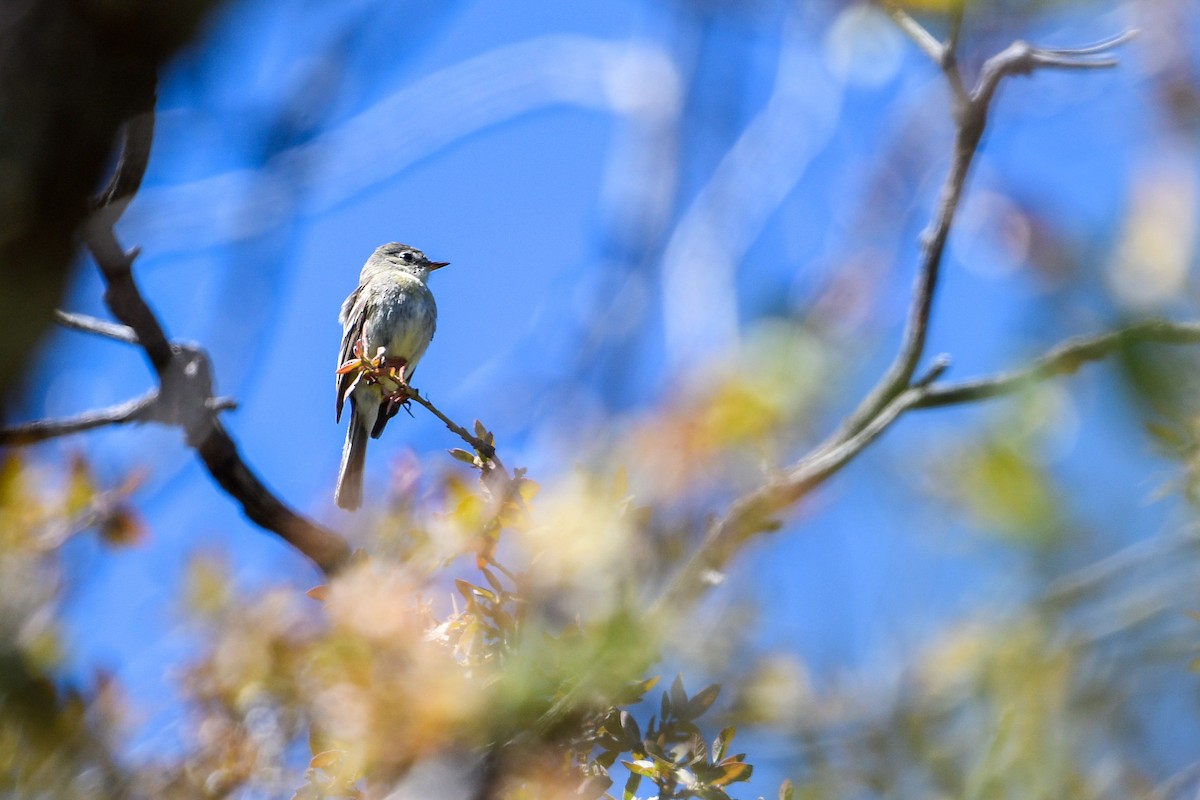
[91,105,155,218]
[54,310,139,345]
[0,391,239,446]
[0,392,156,446]
[80,108,352,577]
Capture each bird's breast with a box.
[363,278,437,366]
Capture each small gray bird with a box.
[335,242,447,510]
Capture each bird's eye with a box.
[401,251,415,263]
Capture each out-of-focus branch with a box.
[80,109,351,577]
[0,1,220,398]
[0,393,157,446]
[656,25,1138,609]
[653,361,946,613]
[831,23,1133,448]
[914,319,1200,408]
[658,318,1200,608]
[0,391,237,446]
[54,310,139,345]
[879,2,968,104]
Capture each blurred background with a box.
[4,0,1200,796]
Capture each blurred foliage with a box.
[6,350,1200,797]
[4,0,1200,797]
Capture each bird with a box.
[335,242,447,510]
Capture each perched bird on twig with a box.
[335,242,447,510]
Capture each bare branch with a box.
[405,388,501,467]
[657,26,1141,610]
[972,33,1136,109]
[658,319,1200,609]
[91,105,155,219]
[878,2,946,67]
[828,26,1136,448]
[915,320,1200,409]
[0,393,156,446]
[878,1,968,104]
[54,310,139,345]
[655,383,929,611]
[79,108,352,577]
[0,391,239,447]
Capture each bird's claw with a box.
[338,337,411,396]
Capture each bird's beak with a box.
[428,261,450,271]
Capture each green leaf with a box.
[1145,421,1189,455]
[474,419,488,439]
[449,448,478,465]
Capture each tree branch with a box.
[914,319,1200,409]
[80,108,352,577]
[825,27,1134,448]
[54,310,139,345]
[654,380,930,611]
[656,26,1139,609]
[0,393,156,446]
[0,391,238,446]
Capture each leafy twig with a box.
[337,337,502,468]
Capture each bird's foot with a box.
[337,339,412,393]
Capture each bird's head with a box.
[372,242,449,281]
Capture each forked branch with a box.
[658,19,1139,608]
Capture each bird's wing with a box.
[336,286,367,423]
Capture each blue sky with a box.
[17,0,1200,790]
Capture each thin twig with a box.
[54,310,139,345]
[405,388,501,467]
[0,393,156,445]
[879,2,946,66]
[0,392,238,447]
[654,382,929,611]
[914,320,1200,409]
[943,5,968,105]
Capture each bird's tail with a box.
[335,412,369,510]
